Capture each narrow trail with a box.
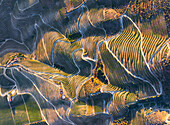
[91,99,95,115]
[74,48,93,100]
[0,86,16,97]
[12,4,67,40]
[80,5,106,62]
[21,95,30,124]
[103,100,106,113]
[123,15,162,95]
[16,0,40,12]
[51,39,63,67]
[8,101,16,125]
[105,41,160,95]
[71,48,82,75]
[11,68,74,125]
[41,37,52,65]
[0,39,31,55]
[10,68,49,125]
[0,12,32,52]
[103,14,162,96]
[165,114,170,124]
[16,63,70,78]
[0,0,3,5]
[0,68,16,97]
[35,24,52,65]
[3,68,16,84]
[32,23,39,51]
[66,0,87,14]
[1,12,162,125]
[0,85,15,97]
[148,39,169,65]
[19,93,49,125]
[91,13,165,123]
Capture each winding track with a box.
[8,100,16,125]
[11,68,73,125]
[21,94,30,124]
[102,14,162,96]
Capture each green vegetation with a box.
[12,102,29,125]
[125,93,137,104]
[94,105,103,113]
[0,96,14,125]
[70,100,87,115]
[82,78,104,96]
[24,95,42,123]
[94,59,108,84]
[0,95,42,125]
[0,108,14,125]
[53,74,87,98]
[67,32,82,41]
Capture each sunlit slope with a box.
[99,13,169,120]
[19,59,68,76]
[53,71,89,99]
[107,26,168,85]
[34,30,91,75]
[100,16,169,95]
[35,31,66,65]
[100,42,157,97]
[20,47,92,100]
[129,0,170,36]
[149,42,169,80]
[49,47,92,99]
[6,44,92,100]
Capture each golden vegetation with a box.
[19,59,68,76]
[108,91,137,118]
[83,77,104,96]
[146,110,168,125]
[112,116,129,125]
[104,8,118,20]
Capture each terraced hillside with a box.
[0,0,169,125]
